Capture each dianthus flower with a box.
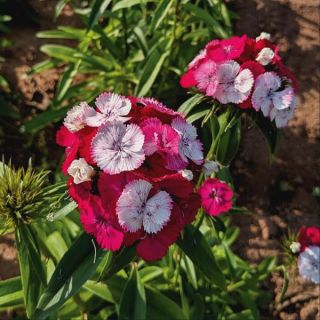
[57,93,203,261]
[298,245,320,284]
[180,32,298,128]
[297,226,320,252]
[199,178,233,216]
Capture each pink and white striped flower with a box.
[64,102,93,132]
[85,92,131,127]
[116,179,173,234]
[214,61,254,104]
[91,122,145,174]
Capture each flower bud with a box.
[67,158,94,184]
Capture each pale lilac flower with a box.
[194,60,219,96]
[290,241,301,254]
[85,92,131,127]
[252,72,296,123]
[214,61,254,104]
[171,117,204,165]
[64,102,93,132]
[67,158,94,184]
[179,169,193,181]
[256,48,275,66]
[298,245,320,284]
[116,179,173,234]
[270,94,296,128]
[91,122,145,174]
[256,32,271,41]
[203,160,219,176]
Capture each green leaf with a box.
[257,257,277,280]
[119,267,146,320]
[28,59,59,75]
[150,0,173,33]
[104,246,136,278]
[37,29,84,40]
[16,223,46,317]
[55,61,81,104]
[177,225,226,289]
[139,266,163,283]
[178,94,205,116]
[112,0,144,11]
[20,107,69,133]
[40,45,78,63]
[145,286,185,320]
[216,118,241,165]
[54,0,71,19]
[48,201,77,221]
[135,44,170,97]
[184,3,228,38]
[84,280,115,303]
[186,109,209,123]
[33,233,104,320]
[0,276,24,309]
[251,111,280,154]
[87,0,112,30]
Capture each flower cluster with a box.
[56,92,204,261]
[180,33,298,128]
[294,226,320,284]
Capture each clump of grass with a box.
[0,160,65,233]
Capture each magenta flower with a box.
[194,60,219,96]
[206,35,246,62]
[199,178,233,216]
[141,118,180,156]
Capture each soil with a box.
[0,0,319,319]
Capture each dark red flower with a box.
[298,226,320,252]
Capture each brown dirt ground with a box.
[0,0,319,319]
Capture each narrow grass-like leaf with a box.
[16,223,46,317]
[119,267,146,320]
[40,45,78,63]
[135,45,170,97]
[150,0,173,33]
[112,0,143,11]
[20,107,69,133]
[87,0,112,30]
[184,3,228,38]
[177,224,226,289]
[32,233,104,320]
[0,276,24,309]
[178,94,205,116]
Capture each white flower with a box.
[67,158,94,184]
[298,245,320,284]
[256,48,275,66]
[64,102,93,132]
[179,169,193,181]
[214,61,254,104]
[290,241,301,254]
[270,95,296,128]
[256,32,271,41]
[116,179,173,234]
[203,160,219,176]
[85,92,131,127]
[171,117,203,165]
[252,72,296,127]
[91,122,145,175]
